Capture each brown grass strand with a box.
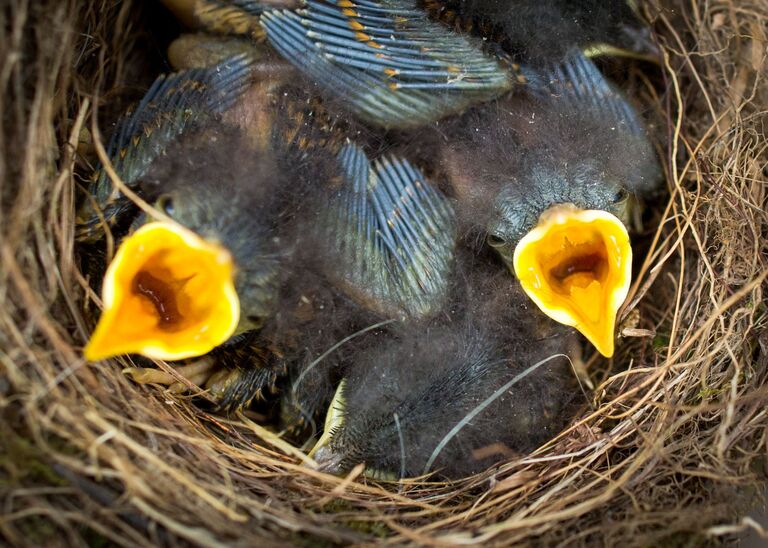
[1,0,766,545]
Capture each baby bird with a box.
[260,1,525,129]
[311,256,579,479]
[80,53,456,411]
[76,54,255,243]
[258,0,658,131]
[159,1,657,131]
[424,52,661,358]
[420,0,658,63]
[254,2,662,357]
[86,125,291,352]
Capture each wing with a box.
[325,144,456,319]
[261,0,522,128]
[77,54,254,241]
[540,51,659,194]
[543,51,644,136]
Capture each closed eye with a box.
[487,234,507,248]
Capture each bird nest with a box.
[2,0,767,545]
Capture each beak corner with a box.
[311,445,345,475]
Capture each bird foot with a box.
[123,358,217,393]
[122,337,284,412]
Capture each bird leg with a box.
[168,364,220,394]
[168,32,297,83]
[568,338,595,391]
[123,358,217,389]
[123,340,284,413]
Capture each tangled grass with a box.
[1,0,766,544]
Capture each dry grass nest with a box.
[2,0,767,545]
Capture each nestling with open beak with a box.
[83,124,287,362]
[426,52,661,358]
[78,53,306,411]
[81,49,456,411]
[255,2,662,358]
[310,255,579,479]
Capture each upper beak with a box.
[84,221,239,361]
[513,205,632,357]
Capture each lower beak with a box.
[582,42,661,64]
[513,205,632,358]
[84,222,239,361]
[308,380,346,461]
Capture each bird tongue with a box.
[131,269,187,328]
[568,280,603,325]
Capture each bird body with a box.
[422,52,659,357]
[311,254,578,479]
[420,0,657,63]
[258,2,661,356]
[81,51,457,412]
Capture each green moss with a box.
[344,518,390,538]
[318,497,353,514]
[652,532,721,548]
[0,430,67,488]
[15,515,60,545]
[696,386,724,402]
[652,331,670,354]
[79,526,114,548]
[315,498,390,539]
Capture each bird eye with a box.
[613,189,629,204]
[247,315,264,329]
[487,234,507,248]
[157,195,174,216]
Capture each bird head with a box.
[83,217,240,361]
[84,131,284,362]
[309,314,575,479]
[307,332,465,479]
[485,163,634,358]
[432,49,659,358]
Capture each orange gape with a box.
[85,222,239,361]
[513,205,632,357]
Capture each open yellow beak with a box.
[84,222,239,362]
[513,205,632,358]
